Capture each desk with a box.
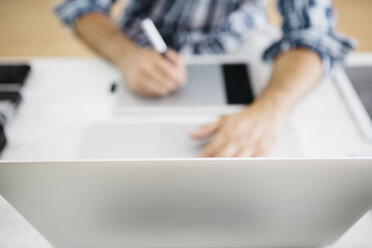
[0,56,371,247]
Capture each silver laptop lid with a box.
[0,159,372,248]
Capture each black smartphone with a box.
[0,123,6,155]
[222,63,255,105]
[0,91,23,108]
[0,64,31,86]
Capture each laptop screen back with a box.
[345,66,372,119]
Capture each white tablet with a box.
[114,62,260,116]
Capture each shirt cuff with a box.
[263,30,358,76]
[55,0,112,28]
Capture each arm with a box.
[257,48,322,117]
[74,13,138,70]
[55,1,186,97]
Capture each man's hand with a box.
[190,101,285,157]
[119,48,187,97]
[74,14,187,97]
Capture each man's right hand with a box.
[74,14,186,97]
[119,48,187,97]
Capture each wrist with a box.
[111,35,140,69]
[251,89,292,120]
[116,47,139,68]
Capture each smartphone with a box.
[222,63,255,105]
[0,123,6,155]
[0,91,22,108]
[0,64,31,87]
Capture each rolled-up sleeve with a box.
[263,0,357,76]
[55,0,116,28]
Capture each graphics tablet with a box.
[115,62,258,115]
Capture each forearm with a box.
[74,13,138,67]
[256,48,323,116]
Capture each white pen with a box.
[140,18,168,57]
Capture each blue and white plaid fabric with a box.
[55,0,357,75]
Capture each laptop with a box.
[0,158,371,248]
[335,64,372,141]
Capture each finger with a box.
[252,143,272,157]
[166,49,185,68]
[235,147,254,157]
[167,49,187,83]
[132,84,160,98]
[138,83,166,97]
[154,54,185,85]
[200,134,226,157]
[144,82,169,96]
[253,136,277,157]
[190,120,221,139]
[146,52,181,90]
[139,65,175,95]
[145,65,177,92]
[252,148,269,157]
[214,143,240,158]
[138,74,169,97]
[129,75,156,97]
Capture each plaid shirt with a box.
[55,0,357,75]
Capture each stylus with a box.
[140,18,168,57]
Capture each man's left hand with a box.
[190,101,286,157]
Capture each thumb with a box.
[189,120,221,140]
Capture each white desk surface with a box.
[0,54,371,247]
